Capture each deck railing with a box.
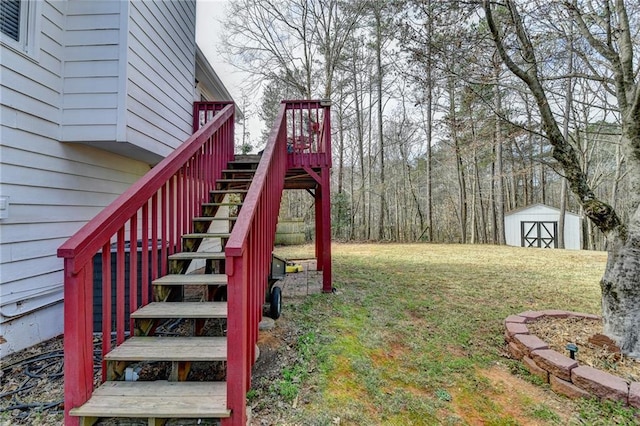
[285,99,332,169]
[57,102,235,425]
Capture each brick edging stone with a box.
[504,310,639,408]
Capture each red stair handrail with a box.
[223,99,331,425]
[224,101,288,425]
[57,102,235,426]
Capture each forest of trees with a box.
[220,0,636,251]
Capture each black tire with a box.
[269,286,282,320]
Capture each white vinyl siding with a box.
[59,1,198,163]
[0,1,150,356]
[61,0,121,142]
[125,0,195,157]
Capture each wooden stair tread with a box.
[131,302,227,319]
[192,216,238,221]
[201,202,243,207]
[69,381,230,418]
[219,170,255,174]
[105,336,226,361]
[217,177,254,181]
[169,251,226,260]
[153,274,227,286]
[231,154,260,161]
[228,160,259,166]
[211,189,249,193]
[222,168,258,176]
[182,233,232,239]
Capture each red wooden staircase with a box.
[57,100,332,425]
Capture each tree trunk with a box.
[352,45,366,239]
[490,144,497,244]
[425,0,434,242]
[493,57,506,244]
[374,3,385,241]
[602,224,640,357]
[558,21,575,250]
[367,73,373,240]
[448,76,467,243]
[337,84,345,195]
[471,152,477,245]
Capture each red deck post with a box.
[320,168,332,293]
[284,99,333,292]
[63,262,93,426]
[223,255,248,426]
[315,188,324,272]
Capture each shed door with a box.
[521,221,558,248]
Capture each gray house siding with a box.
[0,1,149,356]
[61,0,122,142]
[125,0,196,159]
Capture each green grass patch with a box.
[274,243,637,425]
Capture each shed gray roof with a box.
[505,203,581,218]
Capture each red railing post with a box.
[225,255,248,425]
[320,167,332,292]
[321,101,332,291]
[63,261,93,426]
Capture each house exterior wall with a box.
[0,0,203,357]
[61,0,122,143]
[60,0,197,165]
[125,0,196,160]
[504,204,582,250]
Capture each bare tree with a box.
[484,0,640,356]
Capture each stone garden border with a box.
[504,310,640,408]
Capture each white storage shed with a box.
[504,203,582,250]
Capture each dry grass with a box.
[271,243,639,425]
[3,243,636,425]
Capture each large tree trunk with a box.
[425,0,434,242]
[351,46,366,239]
[448,76,468,243]
[603,106,640,355]
[602,221,640,357]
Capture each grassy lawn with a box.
[269,243,639,425]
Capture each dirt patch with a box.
[450,364,576,425]
[482,365,575,424]
[0,336,65,425]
